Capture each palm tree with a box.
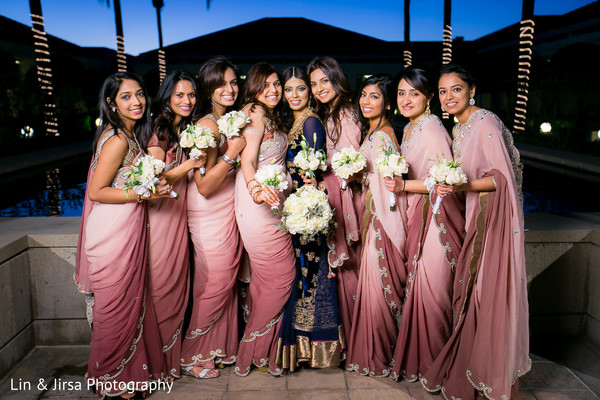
[29,0,60,136]
[102,0,127,71]
[441,0,452,119]
[153,0,166,83]
[403,0,412,67]
[513,0,535,133]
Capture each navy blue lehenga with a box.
[275,111,345,371]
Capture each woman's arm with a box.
[88,134,168,203]
[193,118,246,197]
[436,176,496,197]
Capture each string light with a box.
[158,49,166,84]
[116,35,127,72]
[441,23,453,120]
[30,12,59,136]
[513,19,535,133]
[403,50,412,67]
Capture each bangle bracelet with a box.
[246,179,258,189]
[252,189,264,204]
[223,154,236,166]
[401,180,406,191]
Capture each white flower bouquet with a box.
[180,123,217,175]
[424,156,467,214]
[293,133,327,179]
[254,163,288,213]
[331,147,367,190]
[123,154,179,199]
[376,139,409,211]
[217,110,251,139]
[281,185,334,242]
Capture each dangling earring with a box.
[469,97,475,106]
[425,103,431,115]
[112,107,116,112]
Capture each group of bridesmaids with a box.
[75,55,530,399]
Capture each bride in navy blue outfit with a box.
[275,66,345,371]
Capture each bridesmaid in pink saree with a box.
[307,57,363,341]
[387,66,464,382]
[233,63,295,376]
[75,72,167,398]
[421,64,530,399]
[142,70,205,381]
[345,74,407,377]
[181,56,246,378]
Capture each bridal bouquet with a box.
[281,185,334,242]
[255,163,288,214]
[376,139,409,211]
[331,147,367,190]
[180,123,217,175]
[217,110,251,139]
[123,154,179,199]
[293,134,327,178]
[424,156,467,214]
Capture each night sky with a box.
[0,0,596,55]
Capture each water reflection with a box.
[0,158,598,217]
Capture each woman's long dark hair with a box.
[143,70,198,150]
[279,65,313,130]
[242,62,285,132]
[306,56,354,144]
[356,74,394,143]
[94,72,151,152]
[196,55,241,118]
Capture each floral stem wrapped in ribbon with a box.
[123,154,179,199]
[217,110,250,166]
[331,147,367,190]
[292,133,327,179]
[254,162,288,214]
[424,154,468,214]
[179,123,217,176]
[376,136,408,211]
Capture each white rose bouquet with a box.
[217,111,250,167]
[331,147,367,190]
[179,123,216,176]
[254,163,288,213]
[217,110,250,139]
[376,138,409,211]
[281,185,334,242]
[123,154,179,199]
[293,133,327,179]
[424,155,467,214]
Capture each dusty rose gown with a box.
[233,124,296,376]
[420,109,530,400]
[322,108,363,341]
[75,129,165,397]
[345,130,407,377]
[146,134,190,379]
[181,114,243,368]
[390,114,464,381]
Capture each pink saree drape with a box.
[420,110,530,400]
[146,135,190,379]
[77,130,165,397]
[391,114,464,381]
[346,130,407,377]
[233,127,295,376]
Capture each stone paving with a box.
[0,346,598,400]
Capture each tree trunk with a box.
[29,0,60,136]
[403,0,412,66]
[513,0,535,133]
[114,0,127,71]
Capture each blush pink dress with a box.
[322,108,363,343]
[420,109,530,399]
[390,114,464,382]
[146,134,190,379]
[345,130,407,377]
[233,125,295,376]
[181,114,243,368]
[76,129,165,397]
